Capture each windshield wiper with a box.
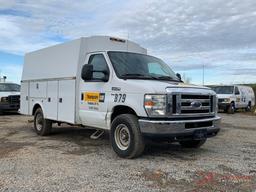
[120,73,157,80]
[154,76,182,82]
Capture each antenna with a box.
[126,32,129,52]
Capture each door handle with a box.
[59,98,62,103]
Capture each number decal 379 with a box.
[112,93,126,103]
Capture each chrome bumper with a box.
[139,116,221,136]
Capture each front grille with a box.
[8,95,20,104]
[169,94,216,116]
[218,98,224,103]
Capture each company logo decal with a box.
[84,92,105,103]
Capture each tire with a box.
[227,103,235,114]
[246,102,252,112]
[34,108,52,136]
[179,139,206,148]
[110,114,145,159]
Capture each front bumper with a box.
[218,102,230,110]
[139,116,221,138]
[0,103,20,111]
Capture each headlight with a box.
[0,97,8,103]
[144,94,166,117]
[223,98,230,102]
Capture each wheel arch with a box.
[111,105,138,123]
[32,103,43,115]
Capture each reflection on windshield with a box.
[0,83,20,92]
[108,51,180,81]
[211,86,234,94]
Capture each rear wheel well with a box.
[32,104,42,115]
[111,106,137,122]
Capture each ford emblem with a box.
[191,101,202,108]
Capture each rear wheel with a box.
[110,114,145,158]
[179,139,206,148]
[34,108,52,136]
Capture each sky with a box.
[0,0,256,85]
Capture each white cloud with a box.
[0,0,256,84]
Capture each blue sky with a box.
[0,0,256,84]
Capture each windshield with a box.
[0,83,20,92]
[211,86,234,94]
[108,51,180,81]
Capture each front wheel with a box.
[34,108,52,136]
[227,103,235,114]
[246,102,252,112]
[110,114,145,158]
[179,139,206,148]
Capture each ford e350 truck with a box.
[20,36,221,158]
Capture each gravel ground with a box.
[0,112,255,192]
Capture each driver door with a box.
[79,52,111,129]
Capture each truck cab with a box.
[0,79,20,114]
[211,85,255,113]
[21,36,221,158]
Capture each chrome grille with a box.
[169,94,216,116]
[8,95,20,104]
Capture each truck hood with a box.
[0,92,20,97]
[216,94,233,99]
[117,79,213,94]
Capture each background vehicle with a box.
[0,76,20,114]
[210,85,255,114]
[20,36,220,158]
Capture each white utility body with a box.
[21,36,220,158]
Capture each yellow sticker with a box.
[84,92,100,102]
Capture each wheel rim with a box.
[114,124,130,150]
[35,113,43,131]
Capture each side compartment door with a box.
[20,82,29,114]
[79,53,111,129]
[57,79,76,123]
[44,81,58,120]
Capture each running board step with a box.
[90,130,105,140]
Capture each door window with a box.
[235,87,240,95]
[88,54,109,80]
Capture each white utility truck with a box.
[21,36,220,158]
[0,76,20,114]
[210,85,255,114]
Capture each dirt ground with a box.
[0,112,255,192]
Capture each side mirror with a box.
[81,64,93,81]
[81,64,109,82]
[176,73,182,81]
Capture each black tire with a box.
[34,108,52,136]
[179,139,206,148]
[110,114,145,159]
[227,103,235,114]
[246,102,252,112]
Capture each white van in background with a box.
[0,77,20,114]
[210,85,255,114]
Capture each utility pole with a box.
[202,63,205,85]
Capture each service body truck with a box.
[21,36,221,158]
[0,77,20,114]
[211,85,255,114]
